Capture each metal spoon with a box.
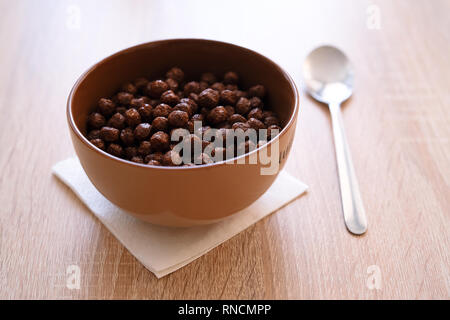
[303,45,368,235]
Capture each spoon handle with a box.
[329,102,368,235]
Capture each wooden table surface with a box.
[1,0,449,299]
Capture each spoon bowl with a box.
[303,45,354,104]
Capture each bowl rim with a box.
[67,38,299,170]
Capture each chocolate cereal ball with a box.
[124,146,138,159]
[247,108,263,120]
[98,98,115,116]
[100,126,120,142]
[187,120,194,133]
[223,71,239,84]
[87,129,100,140]
[199,81,209,91]
[217,122,231,129]
[146,80,169,98]
[249,96,263,109]
[138,104,153,122]
[107,112,126,129]
[234,90,247,99]
[151,116,169,132]
[120,127,135,146]
[88,112,106,129]
[211,82,225,92]
[107,143,123,158]
[165,78,179,92]
[124,108,141,127]
[153,103,172,118]
[200,72,216,84]
[229,114,247,124]
[134,123,152,140]
[232,121,250,131]
[130,156,144,163]
[166,67,184,83]
[133,77,149,92]
[89,138,105,151]
[160,90,180,106]
[188,92,199,103]
[145,152,164,164]
[150,131,170,151]
[121,82,137,95]
[200,107,209,117]
[264,116,280,127]
[130,97,146,109]
[248,84,266,98]
[247,118,265,130]
[180,98,198,114]
[207,106,228,124]
[173,102,193,117]
[235,97,251,115]
[168,110,189,128]
[220,89,238,105]
[147,160,161,166]
[115,106,127,115]
[224,105,235,116]
[183,81,201,96]
[198,88,220,108]
[117,92,133,105]
[262,110,276,119]
[137,141,152,156]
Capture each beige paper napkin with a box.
[52,157,307,278]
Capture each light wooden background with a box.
[0,0,449,299]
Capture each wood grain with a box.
[0,0,449,299]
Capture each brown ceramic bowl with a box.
[67,39,299,227]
